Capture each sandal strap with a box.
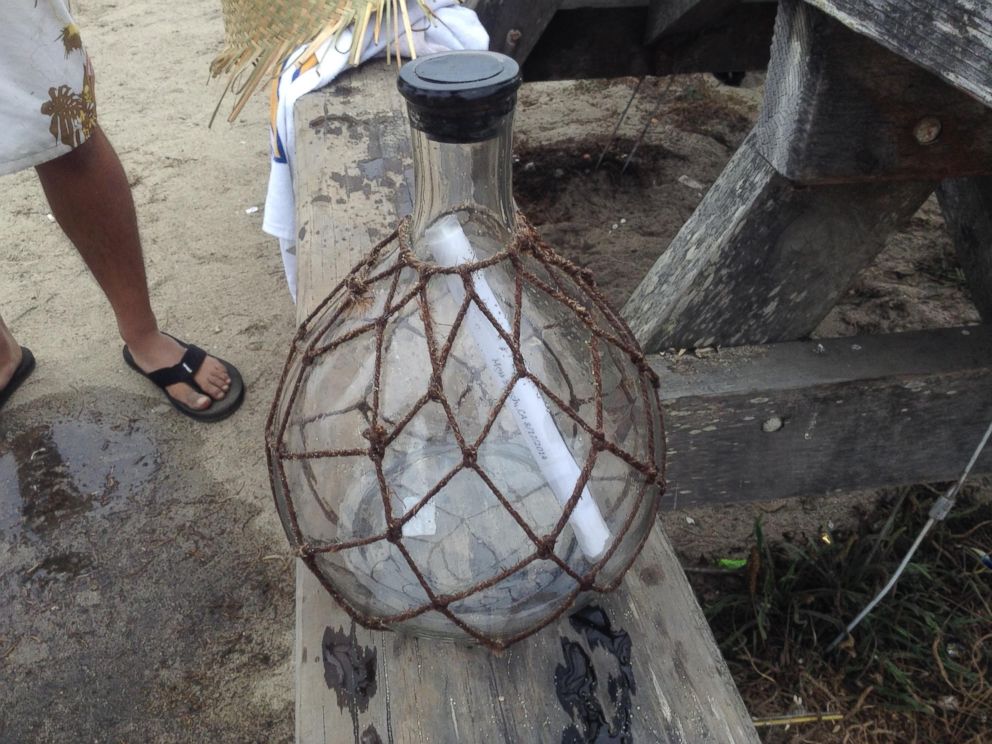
[147,344,208,390]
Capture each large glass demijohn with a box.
[267,51,665,649]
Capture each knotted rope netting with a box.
[266,212,666,650]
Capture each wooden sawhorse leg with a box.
[938,176,992,322]
[624,0,992,352]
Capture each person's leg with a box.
[0,314,24,390]
[35,126,230,410]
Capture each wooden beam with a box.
[472,0,565,64]
[652,2,778,76]
[645,0,737,43]
[655,325,992,507]
[621,132,935,352]
[801,0,992,109]
[937,176,992,322]
[291,62,759,744]
[560,0,647,7]
[756,0,992,184]
[522,4,776,81]
[523,7,653,80]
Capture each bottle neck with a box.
[410,113,516,248]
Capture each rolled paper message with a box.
[424,215,612,560]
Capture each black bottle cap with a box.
[398,51,521,144]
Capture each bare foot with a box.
[124,331,231,410]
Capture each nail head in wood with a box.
[762,416,784,433]
[914,116,942,146]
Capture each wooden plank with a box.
[297,526,759,744]
[621,131,936,352]
[524,7,653,80]
[293,65,409,744]
[652,2,777,76]
[472,0,646,7]
[472,0,565,64]
[522,4,776,81]
[292,62,760,744]
[294,69,414,315]
[655,325,992,507]
[937,176,992,322]
[560,0,647,8]
[756,0,992,184]
[645,0,737,43]
[802,0,992,109]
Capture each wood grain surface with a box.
[937,176,992,322]
[756,0,992,184]
[622,131,935,352]
[656,325,992,507]
[802,0,992,109]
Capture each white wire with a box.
[826,419,992,653]
[825,518,935,652]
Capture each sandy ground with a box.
[1,2,986,743]
[1,0,297,741]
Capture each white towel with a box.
[261,2,489,300]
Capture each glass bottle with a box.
[269,51,663,648]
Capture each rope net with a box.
[266,213,666,650]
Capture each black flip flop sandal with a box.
[0,347,36,412]
[122,337,245,423]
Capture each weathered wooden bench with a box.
[289,0,992,740]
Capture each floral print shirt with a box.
[0,0,98,176]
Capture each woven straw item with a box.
[211,0,430,122]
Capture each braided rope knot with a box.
[363,424,389,460]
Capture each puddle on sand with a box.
[0,417,159,544]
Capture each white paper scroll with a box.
[424,216,611,560]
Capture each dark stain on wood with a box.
[358,157,404,190]
[310,112,363,135]
[330,172,372,197]
[322,624,377,714]
[638,565,664,586]
[359,724,383,744]
[555,606,635,743]
[358,158,385,181]
[331,83,356,98]
[556,638,604,742]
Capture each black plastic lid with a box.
[398,51,521,144]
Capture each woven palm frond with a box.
[211,0,431,123]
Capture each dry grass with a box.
[688,487,992,743]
